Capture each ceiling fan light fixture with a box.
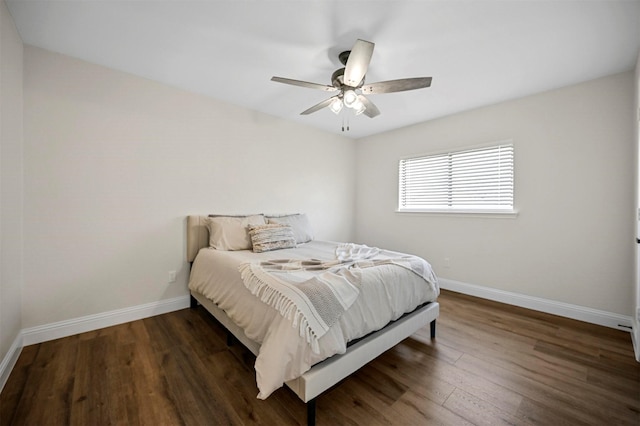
[329,98,343,114]
[353,101,366,116]
[270,38,431,121]
[343,90,358,107]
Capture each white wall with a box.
[0,0,23,373]
[22,46,355,329]
[356,72,635,316]
[10,34,638,351]
[634,51,640,356]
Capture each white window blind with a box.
[399,143,514,212]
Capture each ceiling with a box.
[6,0,640,139]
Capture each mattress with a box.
[188,240,439,398]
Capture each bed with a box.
[186,214,439,425]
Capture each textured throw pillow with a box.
[266,213,314,244]
[207,214,266,250]
[249,224,297,253]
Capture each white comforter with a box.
[188,240,439,399]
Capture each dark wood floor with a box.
[1,289,639,425]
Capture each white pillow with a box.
[267,213,314,244]
[207,214,266,250]
[249,224,297,253]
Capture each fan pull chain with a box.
[341,117,350,132]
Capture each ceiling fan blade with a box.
[343,39,375,88]
[358,94,380,118]
[300,96,338,115]
[271,76,338,92]
[361,77,432,94]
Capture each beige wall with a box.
[22,46,355,328]
[356,72,635,316]
[0,0,24,364]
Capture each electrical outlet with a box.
[168,271,177,283]
[444,257,450,269]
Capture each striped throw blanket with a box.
[238,247,437,353]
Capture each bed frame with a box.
[186,215,439,425]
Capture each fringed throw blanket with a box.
[239,260,360,354]
[238,244,438,354]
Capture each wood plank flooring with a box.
[1,290,638,425]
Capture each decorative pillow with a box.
[266,213,314,244]
[207,214,266,250]
[249,224,297,253]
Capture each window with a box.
[398,143,514,213]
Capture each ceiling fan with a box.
[271,39,432,118]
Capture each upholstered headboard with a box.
[187,215,209,262]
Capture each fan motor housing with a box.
[331,68,345,87]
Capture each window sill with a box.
[396,209,519,219]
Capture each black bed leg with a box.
[226,331,236,347]
[307,398,316,426]
[430,319,436,339]
[190,295,199,309]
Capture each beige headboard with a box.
[187,215,209,262]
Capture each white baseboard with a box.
[21,295,191,346]
[632,318,640,362]
[0,333,24,393]
[439,278,633,332]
